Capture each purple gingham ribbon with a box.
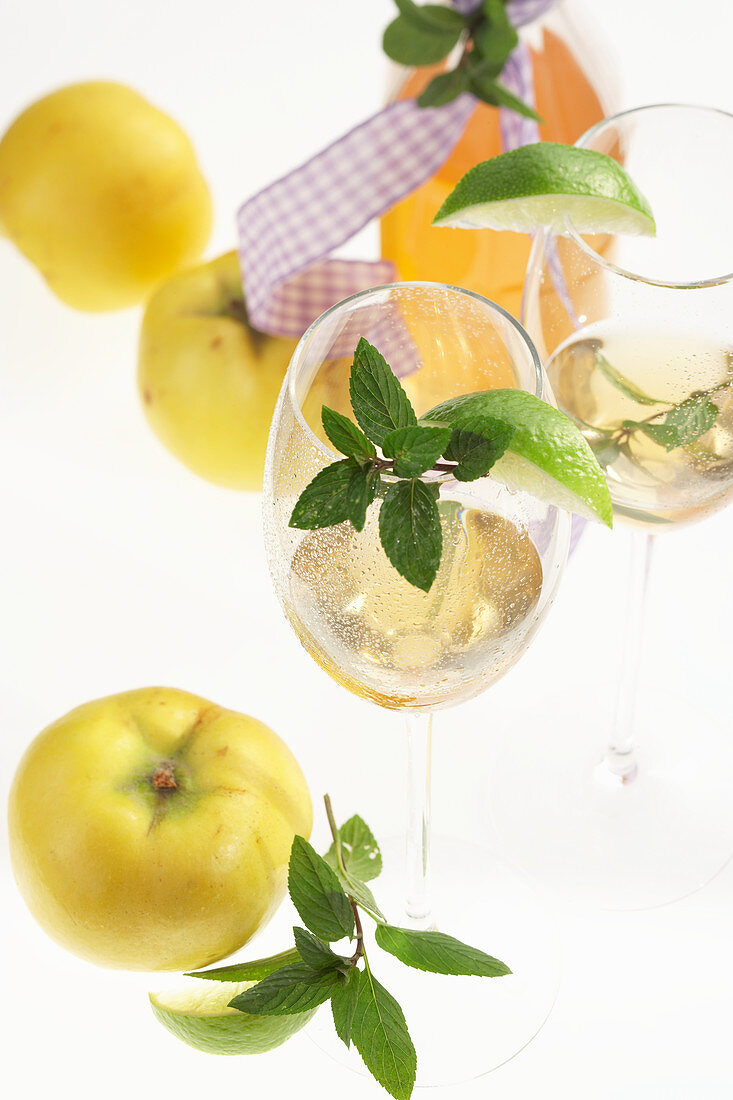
[237,0,557,337]
[237,96,475,337]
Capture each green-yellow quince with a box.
[138,251,298,490]
[8,687,312,971]
[0,81,212,310]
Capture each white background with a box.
[2,1,733,1096]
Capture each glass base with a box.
[486,689,733,910]
[308,836,560,1087]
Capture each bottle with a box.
[380,2,616,319]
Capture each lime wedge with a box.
[423,390,613,526]
[432,143,656,237]
[149,980,316,1055]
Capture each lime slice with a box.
[423,390,613,526]
[432,143,656,237]
[149,980,316,1055]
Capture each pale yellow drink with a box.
[546,323,733,528]
[288,501,542,711]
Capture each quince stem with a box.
[152,765,177,790]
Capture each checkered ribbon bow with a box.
[237,0,557,338]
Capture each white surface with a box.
[2,1,733,1097]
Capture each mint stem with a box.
[324,794,365,965]
[372,456,457,475]
[349,901,365,966]
[323,794,343,863]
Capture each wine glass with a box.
[263,282,569,1084]
[494,104,733,910]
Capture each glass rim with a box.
[566,102,733,290]
[287,281,545,462]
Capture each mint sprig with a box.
[289,337,613,587]
[587,345,728,459]
[623,396,719,453]
[289,338,516,591]
[383,0,541,121]
[187,795,511,1100]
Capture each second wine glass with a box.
[494,103,733,910]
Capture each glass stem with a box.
[404,711,433,925]
[605,532,655,781]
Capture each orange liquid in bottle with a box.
[380,27,608,320]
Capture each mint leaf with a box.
[293,927,352,974]
[469,72,541,121]
[349,967,417,1100]
[289,458,361,530]
[384,2,464,67]
[324,813,386,921]
[346,463,380,532]
[339,874,386,923]
[443,416,514,480]
[595,350,661,406]
[379,478,442,592]
[627,395,718,451]
[349,338,417,447]
[288,836,355,942]
[475,0,518,75]
[383,15,462,65]
[395,0,465,32]
[665,395,719,443]
[322,406,376,460]
[591,436,623,466]
[331,968,360,1048]
[374,925,511,977]
[185,948,300,982]
[417,68,470,108]
[228,962,342,1016]
[325,815,383,882]
[382,424,452,478]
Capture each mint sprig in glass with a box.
[289,336,610,593]
[262,281,608,1084]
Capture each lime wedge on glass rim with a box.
[422,389,613,527]
[149,980,316,1055]
[427,139,653,525]
[432,142,656,237]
